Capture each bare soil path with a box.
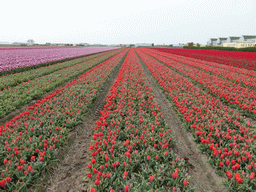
[136,51,228,192]
[37,52,128,192]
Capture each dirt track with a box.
[136,51,227,192]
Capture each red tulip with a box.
[226,171,232,179]
[124,186,129,192]
[91,158,96,164]
[95,179,100,186]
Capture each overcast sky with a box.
[1,0,255,45]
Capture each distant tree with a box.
[152,43,154,47]
[27,39,35,45]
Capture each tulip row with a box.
[87,49,195,192]
[0,49,128,191]
[147,49,256,88]
[156,48,256,71]
[140,49,256,119]
[0,49,122,118]
[136,49,256,191]
[0,49,119,90]
[0,47,120,73]
[158,50,256,79]
[0,47,69,50]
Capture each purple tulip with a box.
[0,47,120,72]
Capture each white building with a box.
[207,35,256,46]
[207,38,218,46]
[227,36,240,43]
[0,41,9,44]
[135,43,153,47]
[172,43,185,48]
[217,38,228,46]
[240,35,256,43]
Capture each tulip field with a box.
[0,48,127,190]
[0,47,120,74]
[0,47,256,191]
[157,48,256,71]
[87,49,194,192]
[0,49,123,118]
[136,48,256,191]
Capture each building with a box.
[185,42,194,47]
[0,41,9,44]
[172,43,185,48]
[207,38,218,46]
[51,43,66,46]
[207,35,256,47]
[223,42,256,48]
[154,44,171,48]
[12,42,24,46]
[0,41,11,47]
[135,43,153,47]
[217,38,228,46]
[227,36,240,43]
[107,44,119,47]
[90,44,106,47]
[119,44,131,47]
[240,35,256,42]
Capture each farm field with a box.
[0,48,123,118]
[0,47,256,191]
[0,47,71,50]
[156,48,256,71]
[0,47,120,74]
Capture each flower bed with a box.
[0,49,119,90]
[156,48,256,71]
[87,49,195,192]
[147,48,256,88]
[0,47,120,74]
[0,47,69,50]
[0,49,121,118]
[136,49,256,191]
[0,49,128,191]
[140,49,256,119]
